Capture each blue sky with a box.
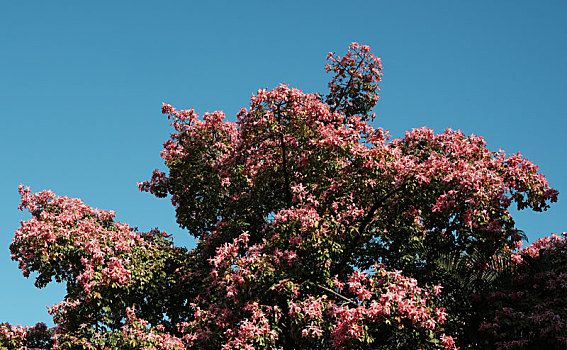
[1,0,565,327]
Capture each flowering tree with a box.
[3,43,562,349]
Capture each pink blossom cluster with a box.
[13,185,148,296]
[52,307,186,350]
[0,322,51,349]
[286,266,454,349]
[0,323,27,347]
[182,205,456,348]
[10,185,179,345]
[115,307,185,350]
[517,231,566,259]
[326,42,383,119]
[170,209,455,348]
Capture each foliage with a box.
[474,233,567,349]
[0,323,52,349]
[3,43,562,349]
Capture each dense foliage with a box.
[475,233,567,348]
[3,43,564,349]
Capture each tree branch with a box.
[328,54,365,122]
[331,184,407,277]
[358,185,405,234]
[316,283,358,306]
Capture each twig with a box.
[316,283,358,306]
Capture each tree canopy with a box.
[2,43,564,349]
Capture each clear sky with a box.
[1,0,565,327]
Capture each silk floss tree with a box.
[3,43,561,349]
